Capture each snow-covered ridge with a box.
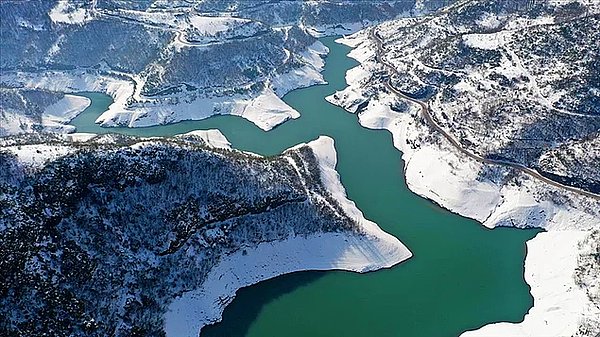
[300,136,410,265]
[2,5,330,135]
[271,41,328,97]
[165,136,412,337]
[1,130,226,168]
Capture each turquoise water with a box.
[70,37,539,337]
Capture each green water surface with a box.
[70,37,539,337]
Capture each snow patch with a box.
[178,130,232,150]
[405,145,501,222]
[187,15,251,35]
[49,1,91,25]
[231,88,300,130]
[0,110,35,136]
[306,22,370,37]
[65,133,97,142]
[476,13,502,29]
[462,32,510,50]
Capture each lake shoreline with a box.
[329,30,600,337]
[63,37,541,337]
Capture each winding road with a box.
[370,29,600,201]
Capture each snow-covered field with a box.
[164,136,412,337]
[329,31,600,337]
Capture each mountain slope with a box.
[0,131,410,336]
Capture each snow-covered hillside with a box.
[0,131,410,336]
[0,0,452,136]
[326,0,600,335]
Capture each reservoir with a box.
[70,37,539,337]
